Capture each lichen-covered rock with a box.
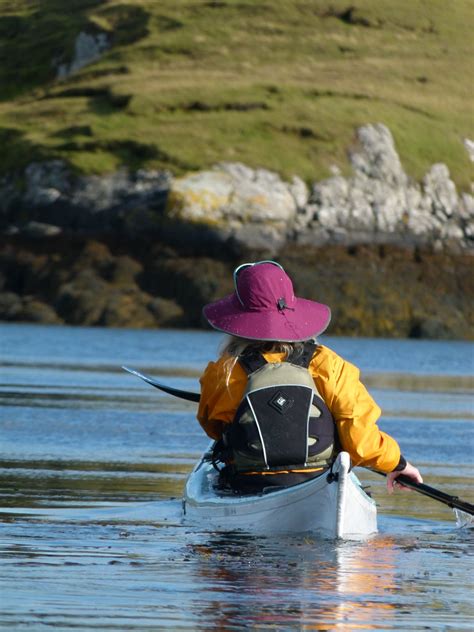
[166,163,299,253]
[167,171,233,224]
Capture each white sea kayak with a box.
[183,448,377,539]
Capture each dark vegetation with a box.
[1,236,472,339]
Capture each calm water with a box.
[0,324,473,631]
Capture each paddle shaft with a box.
[122,367,474,516]
[374,471,474,516]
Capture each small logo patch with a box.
[268,390,294,414]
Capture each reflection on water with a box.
[0,324,473,630]
[1,519,472,631]
[188,532,469,630]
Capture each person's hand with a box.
[387,462,423,494]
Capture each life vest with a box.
[219,341,337,474]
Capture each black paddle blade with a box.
[122,366,200,403]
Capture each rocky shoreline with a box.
[1,125,473,339]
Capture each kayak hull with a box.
[183,450,377,539]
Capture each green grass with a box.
[0,0,473,187]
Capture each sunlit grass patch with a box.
[0,0,472,186]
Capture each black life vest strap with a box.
[238,341,317,375]
[287,341,317,367]
[238,350,268,375]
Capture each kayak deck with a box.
[183,450,377,539]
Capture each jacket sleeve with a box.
[197,359,246,440]
[313,347,401,473]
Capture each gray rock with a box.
[303,125,409,242]
[460,192,474,220]
[56,31,110,79]
[3,161,170,236]
[460,193,474,245]
[3,225,20,236]
[422,163,459,219]
[24,160,71,205]
[297,124,472,252]
[72,169,170,215]
[23,221,62,238]
[311,175,350,230]
[288,175,308,209]
[351,123,408,188]
[1,123,471,253]
[463,138,474,162]
[317,126,404,235]
[406,205,442,239]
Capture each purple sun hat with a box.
[203,261,331,342]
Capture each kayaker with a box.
[197,260,423,493]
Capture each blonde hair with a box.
[219,335,314,387]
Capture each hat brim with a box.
[203,293,331,342]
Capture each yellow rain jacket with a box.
[197,344,401,473]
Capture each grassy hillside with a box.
[0,0,473,187]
